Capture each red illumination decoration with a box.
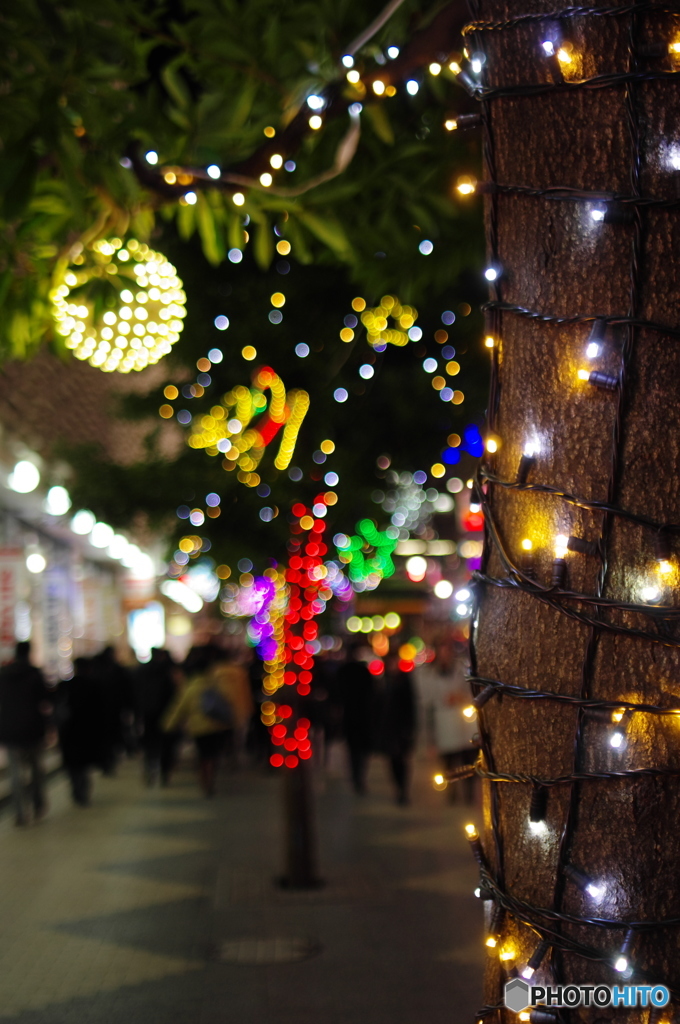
[269,504,328,768]
[398,659,415,673]
[368,659,385,676]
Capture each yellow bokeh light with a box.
[432,376,446,390]
[159,404,174,418]
[448,433,461,447]
[399,643,417,661]
[216,565,231,579]
[446,360,460,375]
[299,515,314,530]
[431,463,445,478]
[521,538,533,551]
[484,336,495,348]
[242,346,257,360]
[429,62,442,75]
[270,292,286,308]
[309,115,323,130]
[456,176,476,196]
[486,438,498,453]
[264,126,276,138]
[340,327,354,342]
[276,240,291,256]
[178,537,194,553]
[232,192,245,206]
[372,80,385,95]
[320,439,335,454]
[347,70,361,84]
[351,297,366,312]
[51,237,186,374]
[324,491,338,505]
[270,153,283,169]
[452,390,465,404]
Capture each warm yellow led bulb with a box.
[372,80,386,95]
[578,368,590,381]
[484,336,495,348]
[433,774,444,786]
[521,539,533,551]
[557,47,572,64]
[429,62,442,75]
[346,70,360,84]
[462,705,476,719]
[485,936,498,949]
[555,534,569,558]
[464,823,478,839]
[457,176,476,196]
[486,438,498,453]
[444,119,458,131]
[659,559,673,575]
[499,946,516,962]
[670,41,680,53]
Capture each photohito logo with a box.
[504,978,670,1012]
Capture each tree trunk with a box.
[467,2,680,1021]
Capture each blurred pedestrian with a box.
[0,641,51,826]
[337,642,376,794]
[208,649,252,768]
[162,646,235,796]
[419,643,478,803]
[57,658,107,806]
[377,652,416,805]
[91,646,134,773]
[135,648,178,786]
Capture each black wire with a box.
[482,301,680,341]
[462,2,679,35]
[467,674,680,714]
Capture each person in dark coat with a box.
[57,658,107,806]
[91,646,133,772]
[0,641,51,825]
[135,648,178,786]
[377,652,417,805]
[337,642,376,794]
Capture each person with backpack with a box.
[162,646,238,797]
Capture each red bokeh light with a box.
[292,503,306,518]
[270,754,284,768]
[298,748,312,760]
[297,683,311,695]
[368,659,385,676]
[398,659,415,672]
[285,755,299,768]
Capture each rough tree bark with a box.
[468,2,680,1022]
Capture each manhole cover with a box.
[216,937,321,964]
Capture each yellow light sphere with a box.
[51,237,186,373]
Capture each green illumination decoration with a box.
[335,519,397,585]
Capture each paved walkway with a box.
[0,747,484,1024]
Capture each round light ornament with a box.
[50,237,187,373]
